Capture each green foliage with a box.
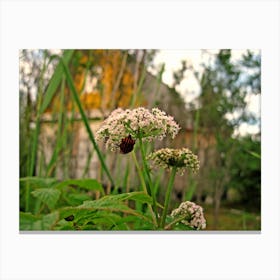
[20,177,157,230]
[20,177,106,212]
[20,211,59,230]
[31,188,61,209]
[227,136,261,210]
[55,178,104,194]
[185,50,261,219]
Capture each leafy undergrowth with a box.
[20,177,197,231]
[20,177,260,231]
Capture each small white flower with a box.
[171,201,206,230]
[147,148,200,175]
[96,107,180,152]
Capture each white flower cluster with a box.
[148,148,200,175]
[96,107,180,151]
[171,201,206,230]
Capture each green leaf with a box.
[57,191,157,230]
[65,193,93,206]
[60,196,151,223]
[58,208,124,230]
[247,150,261,159]
[79,200,147,219]
[83,212,123,230]
[117,215,155,230]
[39,50,74,114]
[35,211,60,230]
[20,212,40,230]
[98,191,154,205]
[54,219,75,230]
[20,177,58,188]
[20,211,59,230]
[31,188,61,209]
[55,179,104,195]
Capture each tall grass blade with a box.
[39,50,74,114]
[25,51,74,212]
[46,76,66,176]
[61,58,115,187]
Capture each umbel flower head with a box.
[148,148,199,175]
[171,201,206,230]
[96,107,180,152]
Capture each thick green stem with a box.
[131,150,148,194]
[138,137,152,194]
[131,151,157,227]
[160,167,177,228]
[138,137,159,226]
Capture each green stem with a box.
[138,137,151,194]
[26,51,47,212]
[160,167,177,229]
[164,214,187,230]
[46,75,66,176]
[138,137,159,226]
[131,150,148,194]
[131,151,157,227]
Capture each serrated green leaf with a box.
[58,208,124,230]
[20,212,40,230]
[65,193,93,206]
[57,192,157,230]
[54,219,75,230]
[31,188,61,209]
[117,215,155,230]
[32,212,60,230]
[20,211,59,230]
[98,191,152,204]
[60,198,151,224]
[55,179,104,195]
[79,200,147,219]
[98,191,163,209]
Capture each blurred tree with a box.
[227,135,261,211]
[186,50,261,228]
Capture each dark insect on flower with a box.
[119,135,135,154]
[64,215,74,222]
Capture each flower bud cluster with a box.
[96,107,180,151]
[171,201,206,230]
[148,148,200,175]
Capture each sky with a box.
[149,49,261,136]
